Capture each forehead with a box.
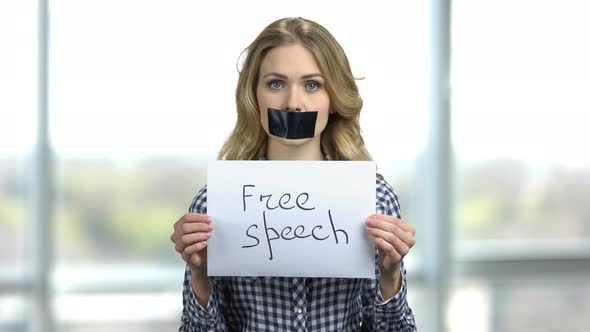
[259,44,321,74]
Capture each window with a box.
[7,1,587,331]
[453,0,590,242]
[0,0,36,296]
[47,1,429,330]
[450,0,590,330]
[0,3,37,332]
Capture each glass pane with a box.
[0,159,26,271]
[493,278,590,331]
[50,0,427,267]
[452,0,590,240]
[56,292,180,332]
[356,1,429,249]
[59,323,178,332]
[448,277,590,332]
[405,282,426,331]
[0,295,27,332]
[53,159,205,265]
[49,0,214,267]
[0,0,36,271]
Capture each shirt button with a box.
[296,307,302,314]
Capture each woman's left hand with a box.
[365,213,416,276]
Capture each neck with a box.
[266,136,324,161]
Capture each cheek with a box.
[256,90,274,113]
[257,92,270,133]
[314,103,331,134]
[314,95,331,123]
[314,92,331,113]
[259,107,268,124]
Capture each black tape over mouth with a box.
[267,107,318,139]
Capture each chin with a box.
[273,136,314,147]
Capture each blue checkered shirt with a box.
[179,177,416,331]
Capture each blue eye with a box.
[305,81,320,91]
[269,81,283,89]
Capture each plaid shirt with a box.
[180,177,416,331]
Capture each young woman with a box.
[171,17,417,331]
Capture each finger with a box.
[172,217,185,242]
[391,234,410,257]
[371,235,402,262]
[175,233,195,253]
[366,226,410,257]
[382,214,416,235]
[366,216,396,234]
[176,232,211,252]
[390,224,415,248]
[171,219,182,242]
[372,213,415,234]
[172,215,213,243]
[175,241,186,254]
[182,213,212,224]
[392,218,416,236]
[181,222,214,235]
[367,216,414,245]
[183,240,209,256]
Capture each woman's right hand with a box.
[170,213,213,276]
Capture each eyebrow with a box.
[262,72,324,80]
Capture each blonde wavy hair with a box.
[217,17,373,161]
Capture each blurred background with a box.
[1,0,589,331]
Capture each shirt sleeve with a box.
[361,178,417,331]
[179,185,227,331]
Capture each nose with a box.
[285,88,303,112]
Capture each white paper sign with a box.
[207,161,376,278]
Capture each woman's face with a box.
[256,43,331,145]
